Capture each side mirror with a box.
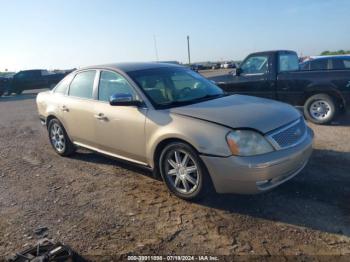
[231,68,242,76]
[109,93,142,107]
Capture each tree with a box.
[320,50,350,56]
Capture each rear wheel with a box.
[48,119,76,156]
[304,94,337,124]
[0,91,3,97]
[159,142,212,200]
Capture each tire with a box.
[304,94,337,125]
[15,90,23,95]
[0,91,3,97]
[48,118,76,156]
[159,142,212,201]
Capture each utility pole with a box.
[187,35,191,65]
[153,35,159,62]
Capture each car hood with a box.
[170,95,301,134]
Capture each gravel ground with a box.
[0,87,350,260]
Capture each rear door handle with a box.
[94,113,108,121]
[61,105,69,112]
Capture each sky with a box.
[0,0,349,71]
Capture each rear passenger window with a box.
[98,71,134,102]
[310,59,328,70]
[332,58,350,70]
[278,53,299,72]
[344,59,350,69]
[332,59,345,70]
[69,71,96,99]
[54,74,74,95]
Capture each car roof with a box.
[309,55,350,61]
[248,50,296,56]
[301,55,350,64]
[81,62,184,73]
[18,69,45,73]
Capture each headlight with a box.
[226,130,274,156]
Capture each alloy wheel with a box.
[309,100,332,121]
[164,149,199,194]
[50,123,66,153]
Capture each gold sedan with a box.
[37,63,313,200]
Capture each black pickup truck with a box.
[0,74,14,96]
[2,69,68,96]
[209,50,350,124]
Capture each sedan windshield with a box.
[128,67,225,108]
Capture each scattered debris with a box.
[237,243,252,253]
[8,239,77,262]
[34,227,48,236]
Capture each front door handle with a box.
[61,105,69,112]
[94,113,108,121]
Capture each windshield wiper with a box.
[188,93,229,102]
[159,93,229,109]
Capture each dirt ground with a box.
[0,86,350,260]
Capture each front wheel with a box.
[48,119,76,156]
[159,142,212,200]
[304,94,337,125]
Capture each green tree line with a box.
[321,50,350,56]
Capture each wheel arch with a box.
[46,114,64,129]
[152,137,215,195]
[303,85,346,109]
[45,114,74,142]
[46,114,57,129]
[152,137,199,177]
[146,113,232,170]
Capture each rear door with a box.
[220,53,276,99]
[61,70,98,147]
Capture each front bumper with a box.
[201,128,314,194]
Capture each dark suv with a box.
[300,56,350,71]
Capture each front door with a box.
[94,70,147,164]
[220,53,276,99]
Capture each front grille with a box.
[267,118,307,149]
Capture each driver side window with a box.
[98,71,135,102]
[240,55,269,75]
